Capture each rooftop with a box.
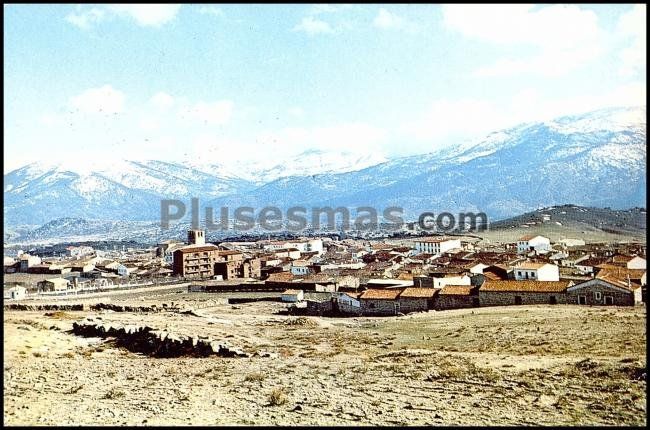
[399,287,437,298]
[481,280,571,293]
[359,288,402,300]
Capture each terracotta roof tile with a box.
[481,280,571,293]
[359,288,402,300]
[399,287,437,298]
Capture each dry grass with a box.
[244,372,266,382]
[102,388,125,399]
[268,387,288,406]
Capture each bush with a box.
[245,372,266,382]
[268,387,287,406]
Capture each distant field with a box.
[482,205,646,243]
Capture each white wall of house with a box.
[517,236,551,253]
[433,275,471,289]
[414,239,461,255]
[627,256,646,270]
[281,290,304,302]
[290,265,310,275]
[514,264,559,281]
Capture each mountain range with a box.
[4,106,646,233]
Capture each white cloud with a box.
[257,122,387,156]
[182,101,233,125]
[404,82,647,148]
[404,98,509,143]
[293,16,334,35]
[443,4,603,77]
[65,7,106,29]
[199,6,223,18]
[109,4,181,27]
[69,85,125,114]
[150,92,175,110]
[617,5,646,78]
[138,116,160,132]
[373,8,404,29]
[67,4,181,29]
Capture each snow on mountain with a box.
[208,105,646,220]
[4,106,646,233]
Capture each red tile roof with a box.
[439,285,474,296]
[399,287,437,298]
[481,280,571,293]
[359,288,402,300]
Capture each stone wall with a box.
[435,295,478,310]
[479,291,567,307]
[361,299,398,316]
[398,297,429,314]
[71,321,253,358]
[567,285,635,306]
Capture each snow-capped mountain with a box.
[198,149,388,184]
[208,105,646,219]
[4,106,646,232]
[3,160,257,226]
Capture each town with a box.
[5,227,646,313]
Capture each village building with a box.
[517,235,551,254]
[333,291,362,314]
[479,280,573,306]
[281,289,304,303]
[19,254,42,272]
[413,237,461,256]
[37,277,71,293]
[172,245,221,278]
[435,285,479,310]
[6,285,27,300]
[398,287,436,313]
[514,262,559,281]
[566,277,642,306]
[359,288,402,316]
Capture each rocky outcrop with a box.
[71,320,251,358]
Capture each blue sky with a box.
[3,4,646,172]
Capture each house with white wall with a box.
[413,238,461,256]
[514,262,559,281]
[517,235,551,254]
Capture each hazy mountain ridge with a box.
[3,106,646,229]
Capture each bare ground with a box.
[3,293,646,426]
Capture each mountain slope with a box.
[208,106,646,220]
[4,106,646,228]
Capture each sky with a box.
[3,4,647,173]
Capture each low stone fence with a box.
[71,320,254,358]
[4,303,86,311]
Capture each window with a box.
[550,296,557,305]
[530,272,535,278]
[578,295,587,305]
[514,296,522,305]
[604,296,614,305]
[594,291,602,301]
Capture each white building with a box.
[431,274,472,289]
[517,235,551,254]
[19,254,42,272]
[290,261,311,276]
[413,238,462,255]
[6,286,27,300]
[281,289,304,303]
[264,239,324,255]
[66,246,94,259]
[514,262,559,281]
[626,256,646,270]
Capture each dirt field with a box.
[3,291,646,426]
